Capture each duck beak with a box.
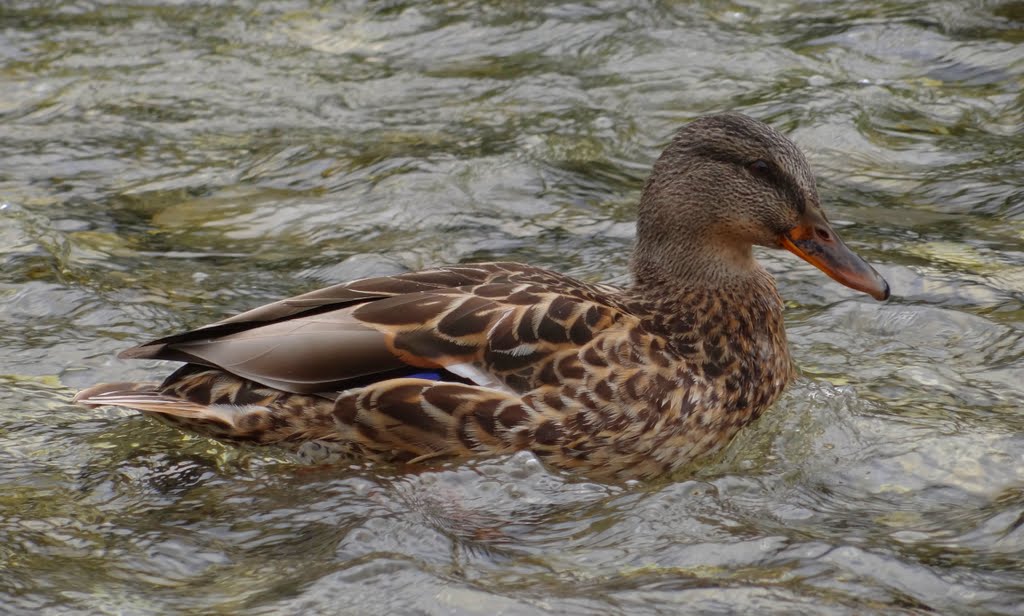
[780,213,890,301]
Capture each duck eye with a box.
[748,159,771,176]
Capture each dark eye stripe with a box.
[746,159,806,215]
[748,159,772,177]
[689,144,808,215]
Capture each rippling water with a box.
[2,1,1023,614]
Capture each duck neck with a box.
[628,216,788,350]
[630,229,767,298]
[628,226,790,376]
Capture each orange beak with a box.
[780,212,890,301]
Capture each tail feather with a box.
[73,381,160,405]
[72,370,531,465]
[73,382,239,425]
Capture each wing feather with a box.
[114,263,633,396]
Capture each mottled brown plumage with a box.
[74,113,889,480]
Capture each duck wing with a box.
[118,262,628,396]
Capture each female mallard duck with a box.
[75,113,889,480]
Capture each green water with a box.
[2,1,1023,614]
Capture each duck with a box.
[74,113,890,480]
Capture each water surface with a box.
[2,1,1023,614]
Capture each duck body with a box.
[80,262,790,479]
[75,114,888,480]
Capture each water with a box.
[1,1,1023,613]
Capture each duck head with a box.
[633,113,890,301]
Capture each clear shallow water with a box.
[1,0,1023,613]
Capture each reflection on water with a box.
[1,1,1023,613]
